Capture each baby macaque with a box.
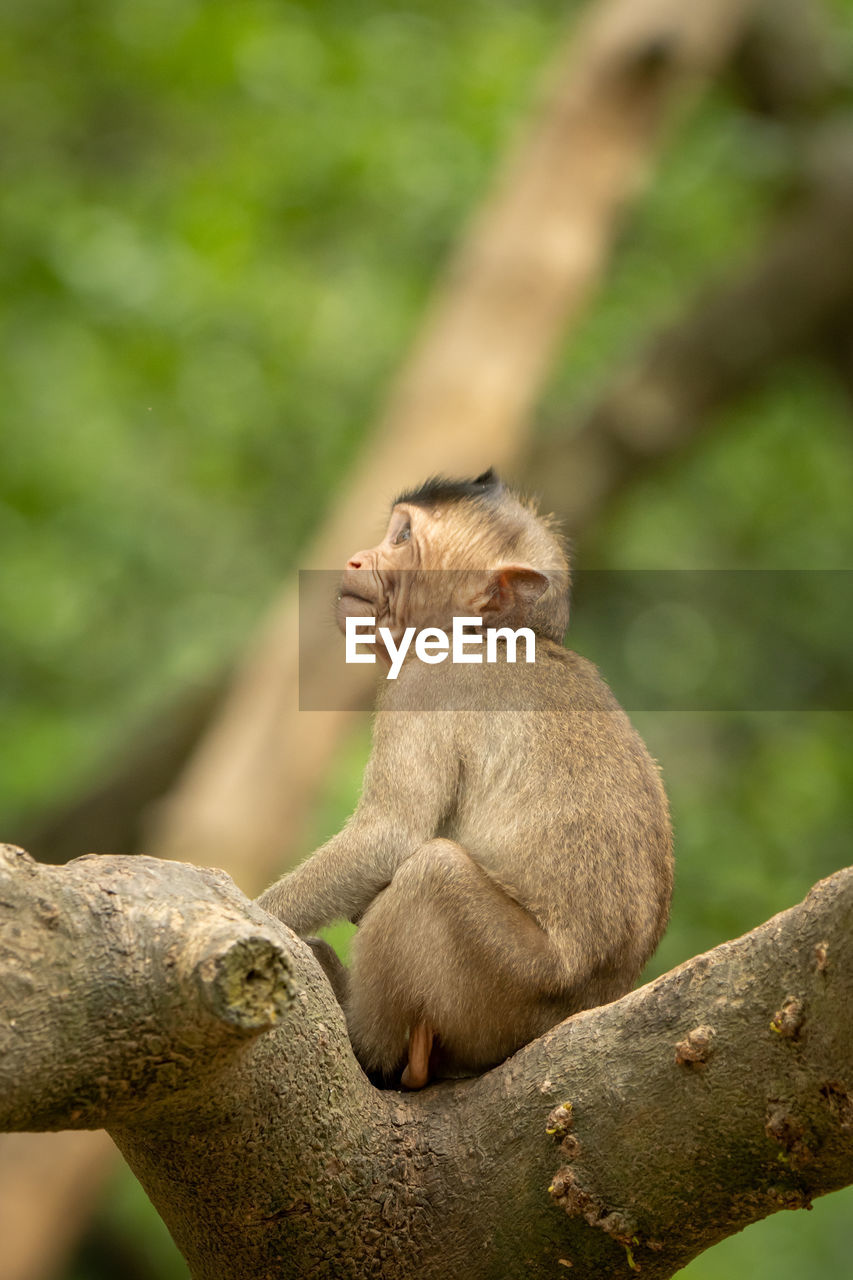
[258,470,672,1088]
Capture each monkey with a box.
[258,469,673,1089]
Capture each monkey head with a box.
[336,469,570,650]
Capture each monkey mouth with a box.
[335,590,377,629]
[337,589,373,607]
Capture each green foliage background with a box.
[1,0,851,1276]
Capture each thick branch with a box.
[1,844,851,1278]
[449,867,853,1277]
[0,845,298,1131]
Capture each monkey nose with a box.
[346,553,366,570]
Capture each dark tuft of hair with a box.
[394,468,502,509]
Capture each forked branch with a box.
[1,844,851,1279]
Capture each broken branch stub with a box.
[0,845,294,1132]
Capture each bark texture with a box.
[2,842,851,1280]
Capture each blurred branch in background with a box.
[19,680,223,870]
[0,1133,116,1280]
[731,0,844,118]
[524,133,853,526]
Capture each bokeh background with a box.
[1,0,852,1276]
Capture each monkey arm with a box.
[256,709,458,934]
[256,823,394,935]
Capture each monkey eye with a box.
[393,523,411,545]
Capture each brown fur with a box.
[258,474,673,1084]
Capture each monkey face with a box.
[337,503,417,638]
[336,502,550,654]
[337,503,459,648]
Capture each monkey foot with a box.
[400,1022,434,1090]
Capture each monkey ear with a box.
[472,565,550,619]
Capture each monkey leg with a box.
[305,937,349,1007]
[345,839,569,1085]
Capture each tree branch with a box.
[2,843,851,1279]
[0,845,299,1132]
